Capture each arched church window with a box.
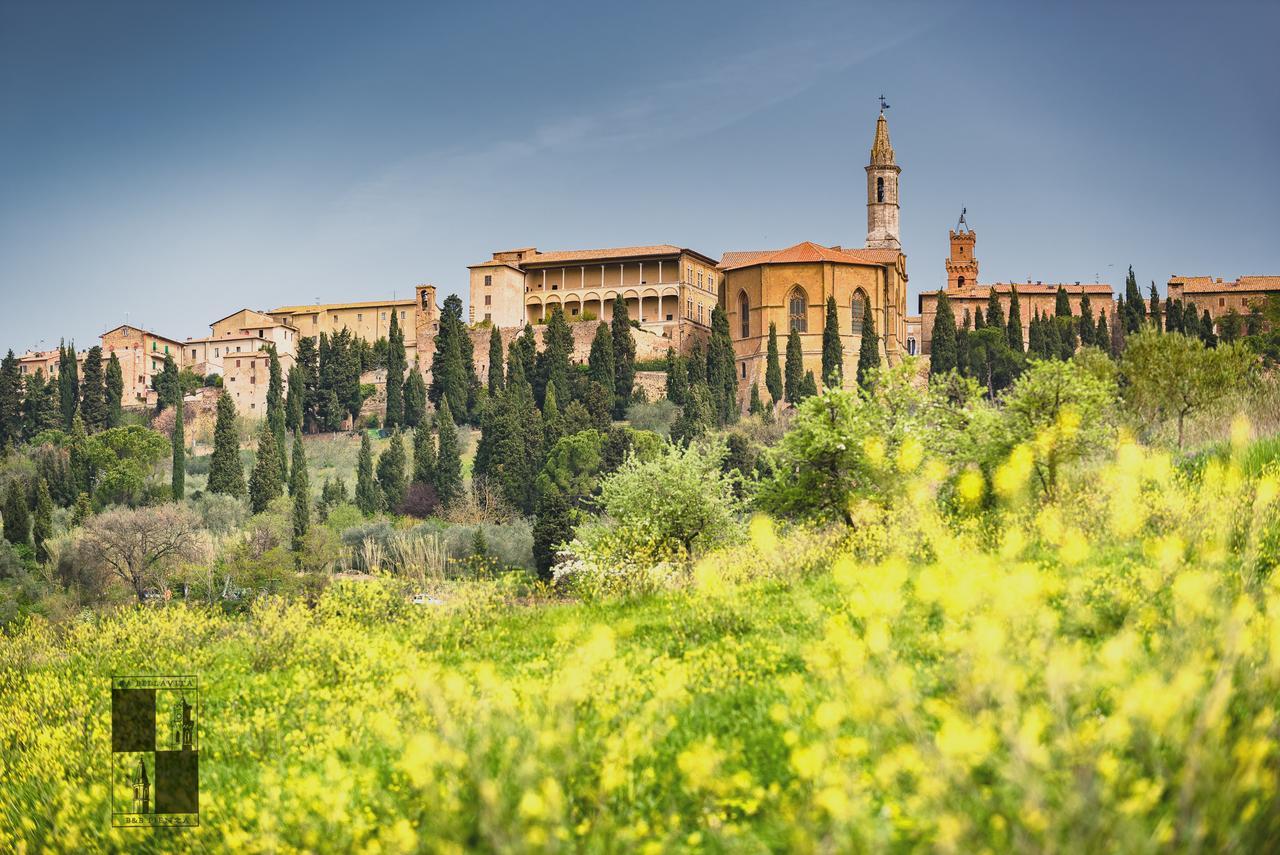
[851,290,867,330]
[876,177,884,203]
[788,289,808,332]
[957,276,966,289]
[738,291,750,338]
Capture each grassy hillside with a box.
[3,437,1279,852]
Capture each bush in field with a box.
[571,439,744,566]
[626,399,679,437]
[75,504,205,601]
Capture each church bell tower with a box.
[865,104,901,250]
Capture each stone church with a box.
[721,109,910,401]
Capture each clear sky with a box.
[2,0,1277,353]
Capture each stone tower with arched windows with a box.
[866,110,901,250]
[945,212,978,291]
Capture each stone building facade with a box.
[720,108,910,404]
[101,325,186,408]
[468,245,721,354]
[917,216,1114,354]
[267,297,428,364]
[1166,276,1280,330]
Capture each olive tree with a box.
[77,504,205,602]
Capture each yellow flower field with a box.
[2,436,1279,852]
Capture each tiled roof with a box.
[521,245,687,264]
[936,282,1114,298]
[1168,275,1280,293]
[719,241,901,271]
[100,324,184,344]
[468,260,523,270]
[270,298,416,314]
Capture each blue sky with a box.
[2,0,1277,352]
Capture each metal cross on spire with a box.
[878,94,891,112]
[957,206,969,231]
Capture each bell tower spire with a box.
[865,100,901,250]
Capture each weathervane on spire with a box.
[957,206,968,231]
[878,94,891,112]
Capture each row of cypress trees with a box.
[0,343,124,449]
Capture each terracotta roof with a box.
[270,298,416,314]
[468,260,523,270]
[1168,275,1280,293]
[923,282,1114,300]
[719,241,901,271]
[100,324,184,344]
[520,245,690,265]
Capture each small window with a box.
[740,363,746,379]
[687,298,693,318]
[1220,297,1225,307]
[851,291,867,330]
[236,360,241,367]
[957,276,966,289]
[401,311,406,320]
[876,177,885,203]
[571,306,579,316]
[357,313,363,322]
[484,295,491,306]
[484,275,492,286]
[484,312,492,322]
[738,291,750,338]
[258,330,263,338]
[552,283,558,291]
[698,304,703,323]
[666,313,673,321]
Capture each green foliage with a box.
[670,384,711,447]
[171,395,185,502]
[3,479,30,547]
[79,346,106,432]
[105,353,124,429]
[355,431,381,515]
[434,399,463,507]
[486,326,504,396]
[707,306,737,425]
[249,423,284,515]
[929,290,958,376]
[966,326,1023,399]
[153,352,179,413]
[986,288,1005,330]
[765,322,783,406]
[384,307,407,430]
[784,327,804,404]
[749,383,764,416]
[1121,329,1255,447]
[588,322,615,415]
[664,348,688,407]
[1124,266,1144,332]
[291,430,309,553]
[266,346,288,483]
[821,297,844,389]
[377,432,408,513]
[208,393,245,497]
[611,295,636,420]
[574,440,743,564]
[58,343,79,430]
[0,351,20,449]
[31,479,53,563]
[1078,291,1095,347]
[403,363,427,429]
[536,305,574,411]
[856,301,880,392]
[625,399,678,438]
[1007,286,1025,352]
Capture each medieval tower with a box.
[865,108,901,250]
[945,210,978,290]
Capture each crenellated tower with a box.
[865,108,901,250]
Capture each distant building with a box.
[267,293,437,364]
[904,315,921,356]
[183,309,299,415]
[469,245,721,352]
[1166,275,1280,330]
[719,109,910,402]
[101,325,185,408]
[917,215,1114,355]
[17,348,85,381]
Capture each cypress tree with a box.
[355,431,380,514]
[79,345,107,432]
[973,306,985,330]
[588,322,616,415]
[1167,299,1183,335]
[3,479,30,546]
[821,296,844,387]
[784,326,804,403]
[1124,267,1144,332]
[1201,310,1217,347]
[154,352,179,413]
[434,398,463,507]
[105,352,124,428]
[1007,286,1024,352]
[856,301,880,391]
[611,294,636,418]
[171,393,185,502]
[0,351,20,448]
[986,289,1005,330]
[1247,306,1263,337]
[664,348,680,405]
[800,370,818,401]
[1110,303,1127,357]
[1079,292,1095,347]
[749,382,764,416]
[32,478,53,563]
[708,306,737,423]
[72,492,92,527]
[412,417,436,487]
[765,322,783,406]
[384,308,406,430]
[377,431,408,513]
[532,487,572,579]
[248,423,283,514]
[297,335,319,430]
[487,325,505,396]
[403,361,427,428]
[1096,309,1111,356]
[68,413,90,497]
[58,342,79,429]
[291,429,309,554]
[541,380,565,452]
[266,345,287,482]
[208,393,245,497]
[1148,283,1162,331]
[666,351,689,408]
[1043,314,1062,359]
[285,363,305,432]
[491,356,542,514]
[1055,285,1071,317]
[929,291,958,376]
[537,305,573,409]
